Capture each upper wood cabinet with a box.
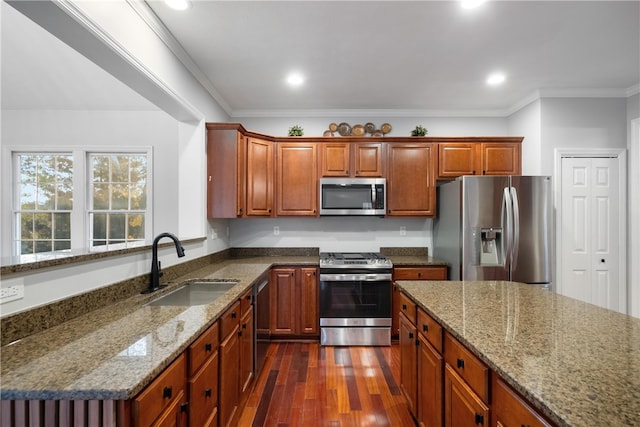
[206,125,246,218]
[320,142,384,177]
[386,143,436,216]
[438,141,522,178]
[246,137,274,217]
[276,142,318,216]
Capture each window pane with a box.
[54,213,71,239]
[112,184,129,210]
[109,214,126,240]
[19,184,36,209]
[54,241,71,251]
[19,156,36,183]
[57,180,73,210]
[128,214,145,239]
[39,156,56,183]
[93,156,109,182]
[20,213,34,239]
[131,183,146,209]
[130,156,147,182]
[92,213,107,239]
[111,156,129,183]
[34,213,52,239]
[35,241,52,253]
[93,184,109,210]
[37,182,55,210]
[21,241,33,255]
[56,157,73,181]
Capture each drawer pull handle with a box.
[205,388,212,397]
[402,304,407,310]
[475,413,484,425]
[163,386,172,399]
[180,402,189,413]
[423,324,429,332]
[417,272,422,277]
[408,332,414,339]
[205,343,212,352]
[457,358,465,369]
[231,312,237,319]
[242,323,247,329]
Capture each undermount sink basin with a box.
[147,281,238,306]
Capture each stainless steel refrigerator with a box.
[433,176,553,287]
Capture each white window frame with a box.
[7,146,153,258]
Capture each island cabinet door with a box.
[444,365,489,427]
[491,376,552,427]
[417,333,443,427]
[399,312,418,416]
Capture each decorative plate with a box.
[381,123,392,134]
[364,122,376,134]
[337,122,352,136]
[323,130,334,137]
[329,122,338,132]
[352,124,365,136]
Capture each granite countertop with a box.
[0,256,316,400]
[396,280,640,427]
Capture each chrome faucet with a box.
[144,232,185,294]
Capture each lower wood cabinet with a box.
[188,321,219,427]
[444,364,489,427]
[270,266,318,338]
[399,311,418,415]
[417,322,443,427]
[219,301,241,427]
[491,376,552,427]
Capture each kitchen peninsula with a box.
[1,253,639,427]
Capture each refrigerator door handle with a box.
[502,187,513,269]
[510,186,520,271]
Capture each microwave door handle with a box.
[371,185,376,205]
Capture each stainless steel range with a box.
[319,252,393,346]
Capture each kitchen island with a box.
[396,280,640,427]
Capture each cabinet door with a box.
[152,390,188,427]
[219,325,240,427]
[492,376,551,427]
[354,143,384,177]
[387,143,436,216]
[417,334,443,427]
[240,306,254,398]
[276,143,318,216]
[480,143,521,176]
[444,365,489,427]
[321,142,350,176]
[246,137,274,216]
[189,353,218,427]
[299,267,318,334]
[438,143,479,178]
[207,128,245,218]
[399,312,417,416]
[270,268,297,335]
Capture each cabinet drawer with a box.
[492,376,552,427]
[394,267,447,280]
[133,353,187,427]
[189,321,219,377]
[444,332,489,402]
[417,308,443,353]
[399,292,417,325]
[240,288,253,316]
[220,301,241,340]
[189,351,219,427]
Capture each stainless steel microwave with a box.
[319,178,386,216]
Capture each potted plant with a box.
[411,125,428,136]
[288,125,304,136]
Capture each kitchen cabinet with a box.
[206,124,246,218]
[386,143,436,216]
[392,266,447,338]
[418,308,445,427]
[246,137,274,216]
[219,301,241,427]
[132,353,187,427]
[399,291,418,416]
[438,142,521,178]
[270,266,318,338]
[188,321,219,427]
[276,142,318,216]
[320,142,384,177]
[491,375,552,427]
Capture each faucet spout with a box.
[144,232,186,294]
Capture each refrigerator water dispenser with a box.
[479,228,502,266]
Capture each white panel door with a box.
[561,157,620,311]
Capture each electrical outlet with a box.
[274,226,280,236]
[400,226,406,236]
[211,228,218,240]
[1,285,24,303]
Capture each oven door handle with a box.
[320,273,392,282]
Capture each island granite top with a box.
[396,280,640,427]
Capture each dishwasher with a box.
[255,277,270,375]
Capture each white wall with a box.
[239,116,509,138]
[230,217,432,253]
[507,100,542,175]
[628,93,640,317]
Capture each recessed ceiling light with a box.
[486,72,506,86]
[461,0,486,9]
[287,73,305,87]
[164,0,191,11]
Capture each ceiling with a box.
[2,1,639,117]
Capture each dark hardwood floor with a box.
[238,342,415,427]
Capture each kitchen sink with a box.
[147,281,238,306]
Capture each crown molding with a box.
[230,108,511,119]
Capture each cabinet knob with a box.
[231,312,237,319]
[457,358,465,369]
[205,388,212,397]
[408,332,414,339]
[423,324,429,332]
[163,386,172,399]
[242,323,247,329]
[402,304,407,310]
[417,272,422,277]
[180,402,189,413]
[475,413,484,425]
[205,343,212,352]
